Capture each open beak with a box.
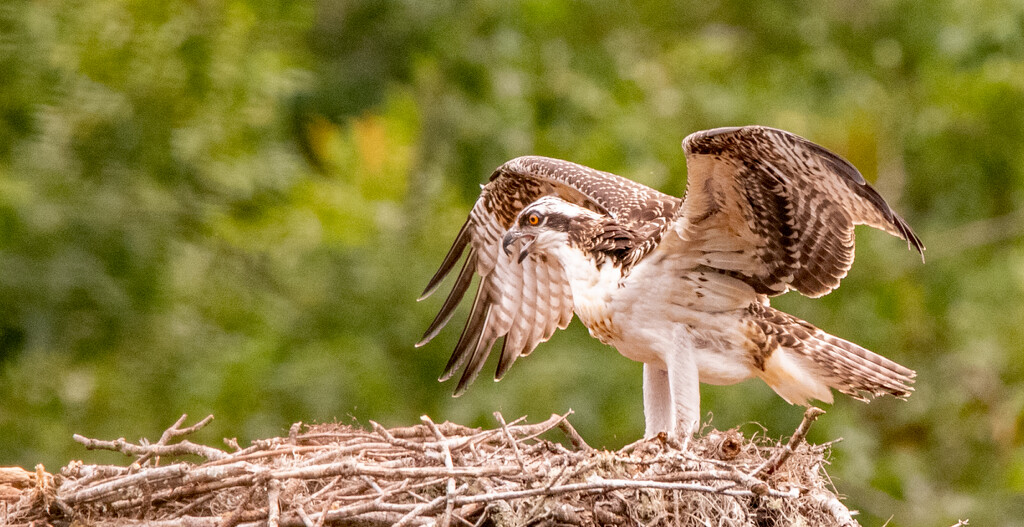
[502,229,535,263]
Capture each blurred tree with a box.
[2,0,1024,525]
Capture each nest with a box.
[3,408,860,527]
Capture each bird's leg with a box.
[642,364,674,438]
[665,348,701,438]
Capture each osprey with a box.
[418,126,924,437]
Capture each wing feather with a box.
[417,248,477,347]
[440,284,489,382]
[419,220,472,301]
[455,305,498,395]
[420,156,678,393]
[678,126,924,298]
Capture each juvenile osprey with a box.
[418,126,924,437]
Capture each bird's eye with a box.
[528,214,540,225]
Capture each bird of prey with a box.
[417,125,924,437]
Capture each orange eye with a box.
[528,214,540,225]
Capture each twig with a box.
[217,485,259,527]
[166,415,215,442]
[212,446,331,467]
[493,412,525,472]
[506,414,568,443]
[523,460,579,520]
[172,494,215,519]
[421,415,457,527]
[138,415,216,466]
[267,479,281,527]
[370,421,448,464]
[555,410,591,450]
[313,500,330,527]
[303,475,341,504]
[73,435,228,462]
[393,484,468,527]
[754,407,825,477]
[63,463,189,505]
[806,490,858,527]
[370,421,426,452]
[360,475,384,495]
[295,506,315,527]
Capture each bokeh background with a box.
[2,0,1023,524]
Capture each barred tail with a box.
[751,306,915,406]
[804,330,916,401]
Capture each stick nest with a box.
[4,408,859,527]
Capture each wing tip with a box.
[416,288,436,303]
[419,271,448,302]
[889,211,926,262]
[494,337,519,381]
[453,337,497,397]
[418,248,480,349]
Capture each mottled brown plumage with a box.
[680,127,923,298]
[418,125,924,436]
[742,302,915,404]
[418,157,680,395]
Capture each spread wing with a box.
[677,126,924,298]
[418,156,680,395]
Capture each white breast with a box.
[554,249,622,345]
[549,240,759,383]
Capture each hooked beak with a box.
[502,229,535,263]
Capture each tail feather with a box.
[805,330,915,400]
[750,304,915,406]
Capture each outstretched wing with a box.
[677,126,924,298]
[418,156,679,395]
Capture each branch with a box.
[267,479,281,527]
[806,490,858,527]
[492,412,525,471]
[420,415,457,527]
[73,435,229,462]
[754,407,825,477]
[139,414,216,466]
[555,411,591,451]
[370,421,427,452]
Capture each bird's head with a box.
[502,196,601,263]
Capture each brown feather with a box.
[417,248,477,347]
[421,156,679,394]
[680,125,924,298]
[745,303,915,402]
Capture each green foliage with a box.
[2,0,1024,524]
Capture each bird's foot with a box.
[662,430,692,452]
[621,430,694,456]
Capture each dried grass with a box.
[3,409,859,527]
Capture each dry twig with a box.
[754,406,826,477]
